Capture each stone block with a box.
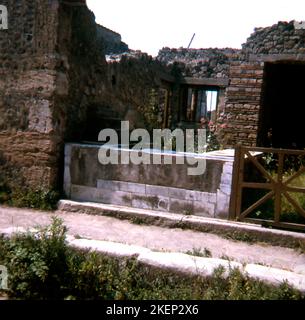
[222,162,233,175]
[208,193,217,204]
[184,190,203,201]
[97,179,120,191]
[63,165,71,197]
[219,184,232,196]
[71,185,98,202]
[71,184,132,207]
[131,198,153,210]
[146,185,169,197]
[169,199,194,215]
[119,181,146,194]
[168,187,187,200]
[193,201,215,217]
[215,190,230,219]
[131,194,169,212]
[97,189,132,206]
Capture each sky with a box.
[87,0,305,57]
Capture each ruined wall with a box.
[0,0,109,193]
[55,1,107,142]
[157,48,242,143]
[0,0,60,190]
[219,61,263,147]
[158,22,305,148]
[158,48,241,78]
[0,0,175,196]
[97,25,128,54]
[3,0,305,203]
[85,52,175,139]
[242,21,305,55]
[220,21,305,147]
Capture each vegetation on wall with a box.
[137,88,163,132]
[0,151,59,211]
[0,186,59,211]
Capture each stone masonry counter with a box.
[64,143,234,219]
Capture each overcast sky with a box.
[87,0,305,56]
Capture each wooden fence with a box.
[229,144,305,231]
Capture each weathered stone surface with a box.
[2,0,305,205]
[158,48,241,79]
[243,21,305,55]
[65,143,234,218]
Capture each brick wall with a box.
[219,62,264,147]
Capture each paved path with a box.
[0,205,305,274]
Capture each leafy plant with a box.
[6,188,60,211]
[0,220,303,300]
[1,217,70,299]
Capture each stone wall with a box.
[0,0,176,196]
[97,25,128,54]
[2,0,305,204]
[158,48,241,79]
[0,0,60,190]
[157,22,305,148]
[64,143,233,218]
[219,20,305,147]
[0,0,108,192]
[242,21,305,55]
[86,51,175,138]
[218,61,263,147]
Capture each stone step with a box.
[1,204,305,293]
[58,200,305,249]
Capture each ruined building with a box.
[1,0,305,199]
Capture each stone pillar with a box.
[220,61,264,148]
[0,0,60,191]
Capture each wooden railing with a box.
[229,144,305,231]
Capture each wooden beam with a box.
[180,77,229,87]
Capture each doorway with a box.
[259,62,305,149]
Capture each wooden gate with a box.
[229,144,305,231]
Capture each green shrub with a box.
[0,217,70,299]
[0,219,303,300]
[281,172,305,215]
[5,188,60,211]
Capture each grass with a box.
[186,247,212,258]
[0,218,304,300]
